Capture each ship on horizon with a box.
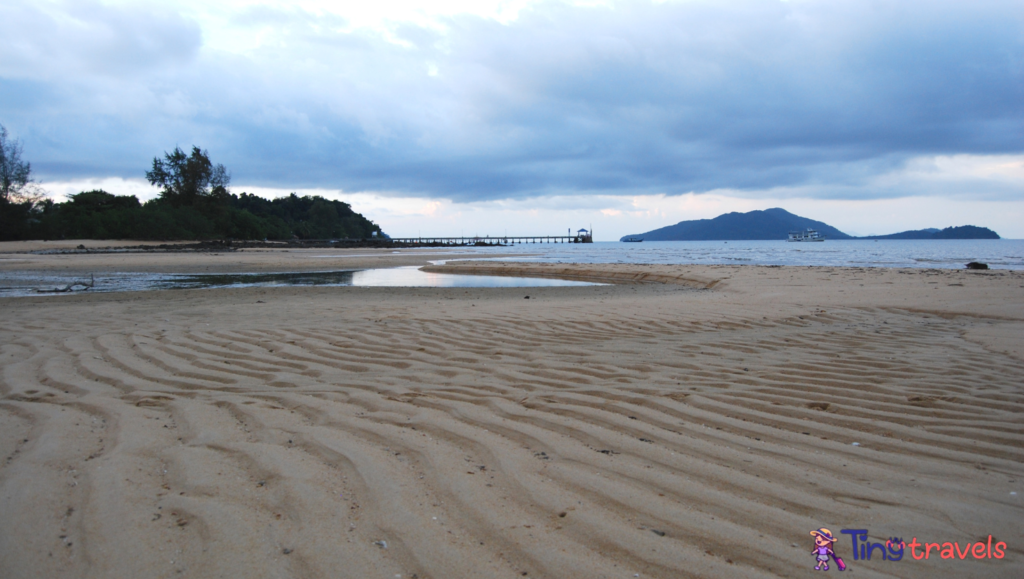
[788,229,825,242]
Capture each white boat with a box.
[788,229,825,242]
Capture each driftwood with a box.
[37,274,95,293]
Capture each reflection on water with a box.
[163,270,357,290]
[352,267,598,287]
[0,266,602,297]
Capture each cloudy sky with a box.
[2,0,1022,238]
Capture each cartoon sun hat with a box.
[810,528,837,543]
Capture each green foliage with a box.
[0,199,37,240]
[0,124,33,204]
[2,141,384,241]
[45,190,141,239]
[146,146,230,208]
[232,193,381,239]
[6,189,383,241]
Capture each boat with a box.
[622,236,643,242]
[788,229,825,242]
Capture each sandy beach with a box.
[1,245,1022,578]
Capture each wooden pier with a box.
[388,232,593,245]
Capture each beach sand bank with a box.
[0,240,497,274]
[1,249,1022,578]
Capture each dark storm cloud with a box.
[2,0,1022,201]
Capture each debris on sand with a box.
[37,274,95,293]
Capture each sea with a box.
[463,239,1024,270]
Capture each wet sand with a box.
[1,247,1022,578]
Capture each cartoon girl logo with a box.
[810,528,846,571]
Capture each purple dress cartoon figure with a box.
[810,528,845,571]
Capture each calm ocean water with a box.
[463,239,1024,270]
[3,239,1020,297]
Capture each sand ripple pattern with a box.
[2,294,1022,578]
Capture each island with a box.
[620,208,1001,241]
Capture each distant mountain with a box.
[620,208,852,241]
[858,225,1000,240]
[933,225,1000,239]
[858,228,940,240]
[621,210,1003,242]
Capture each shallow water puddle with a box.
[0,266,602,297]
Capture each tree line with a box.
[0,129,385,241]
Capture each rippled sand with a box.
[1,249,1022,578]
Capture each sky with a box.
[2,0,1023,238]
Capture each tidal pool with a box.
[0,266,602,297]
